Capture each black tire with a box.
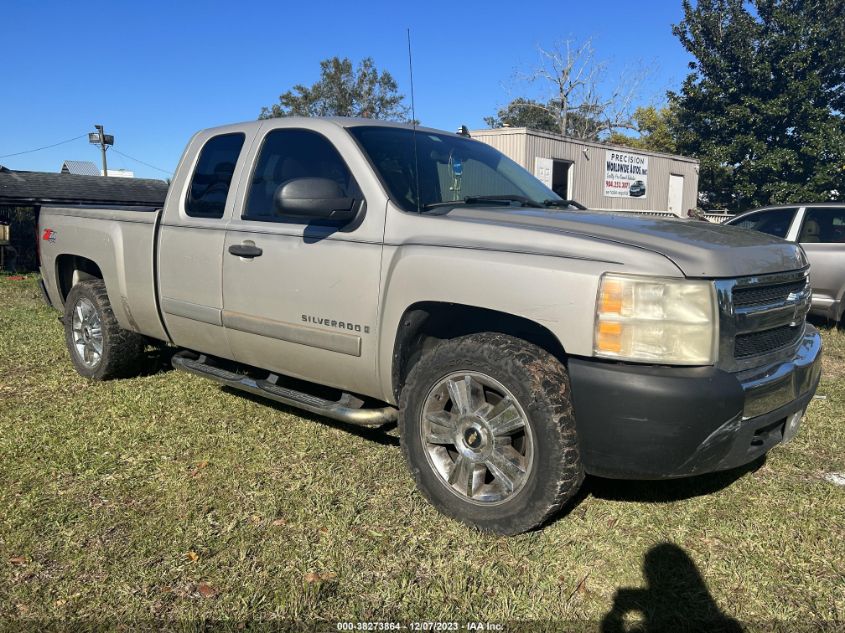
[63,279,144,380]
[399,333,584,535]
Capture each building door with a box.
[668,174,684,215]
[552,160,572,199]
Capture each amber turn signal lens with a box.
[596,320,622,353]
[599,280,623,314]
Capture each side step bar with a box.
[172,352,398,427]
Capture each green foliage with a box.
[259,57,409,121]
[483,98,559,134]
[607,105,680,154]
[670,0,845,211]
[484,98,610,139]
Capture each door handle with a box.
[228,243,263,258]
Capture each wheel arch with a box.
[55,254,104,305]
[390,301,567,402]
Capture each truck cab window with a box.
[185,133,245,219]
[245,129,361,220]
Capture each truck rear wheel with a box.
[63,279,144,380]
[399,333,584,535]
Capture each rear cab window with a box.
[185,133,246,219]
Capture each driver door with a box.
[221,123,385,396]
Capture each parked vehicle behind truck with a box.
[724,203,845,323]
[37,117,822,534]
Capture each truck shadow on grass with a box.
[136,344,179,377]
[601,542,743,632]
[584,456,765,504]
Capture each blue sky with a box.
[0,0,692,180]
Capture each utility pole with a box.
[88,125,114,177]
[95,125,108,177]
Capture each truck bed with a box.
[38,204,168,342]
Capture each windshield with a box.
[347,126,560,211]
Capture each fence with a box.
[0,206,37,272]
[703,213,733,224]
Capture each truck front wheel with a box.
[399,333,584,535]
[63,279,144,380]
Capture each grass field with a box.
[1,274,843,630]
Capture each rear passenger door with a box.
[221,123,385,396]
[796,207,845,315]
[158,130,249,359]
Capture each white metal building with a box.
[60,161,135,178]
[471,127,700,216]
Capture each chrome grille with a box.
[715,269,811,371]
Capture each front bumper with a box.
[568,325,822,479]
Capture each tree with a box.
[486,39,643,140]
[606,105,679,154]
[670,0,845,211]
[259,57,409,121]
[483,98,559,133]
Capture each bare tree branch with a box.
[490,38,647,140]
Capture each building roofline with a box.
[469,126,699,164]
[0,168,168,207]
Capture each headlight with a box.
[594,274,717,365]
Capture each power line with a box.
[110,148,173,175]
[0,134,87,159]
[0,130,173,177]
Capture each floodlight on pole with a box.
[89,124,113,177]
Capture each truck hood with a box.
[440,207,807,278]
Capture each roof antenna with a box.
[407,28,421,213]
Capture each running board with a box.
[171,352,398,427]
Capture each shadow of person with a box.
[601,542,742,633]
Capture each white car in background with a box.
[725,203,845,323]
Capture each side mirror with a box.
[274,177,356,221]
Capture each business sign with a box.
[604,149,648,198]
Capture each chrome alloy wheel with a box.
[420,372,535,505]
[71,297,103,368]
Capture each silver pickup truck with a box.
[37,117,822,534]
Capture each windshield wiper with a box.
[543,199,588,210]
[422,194,544,210]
